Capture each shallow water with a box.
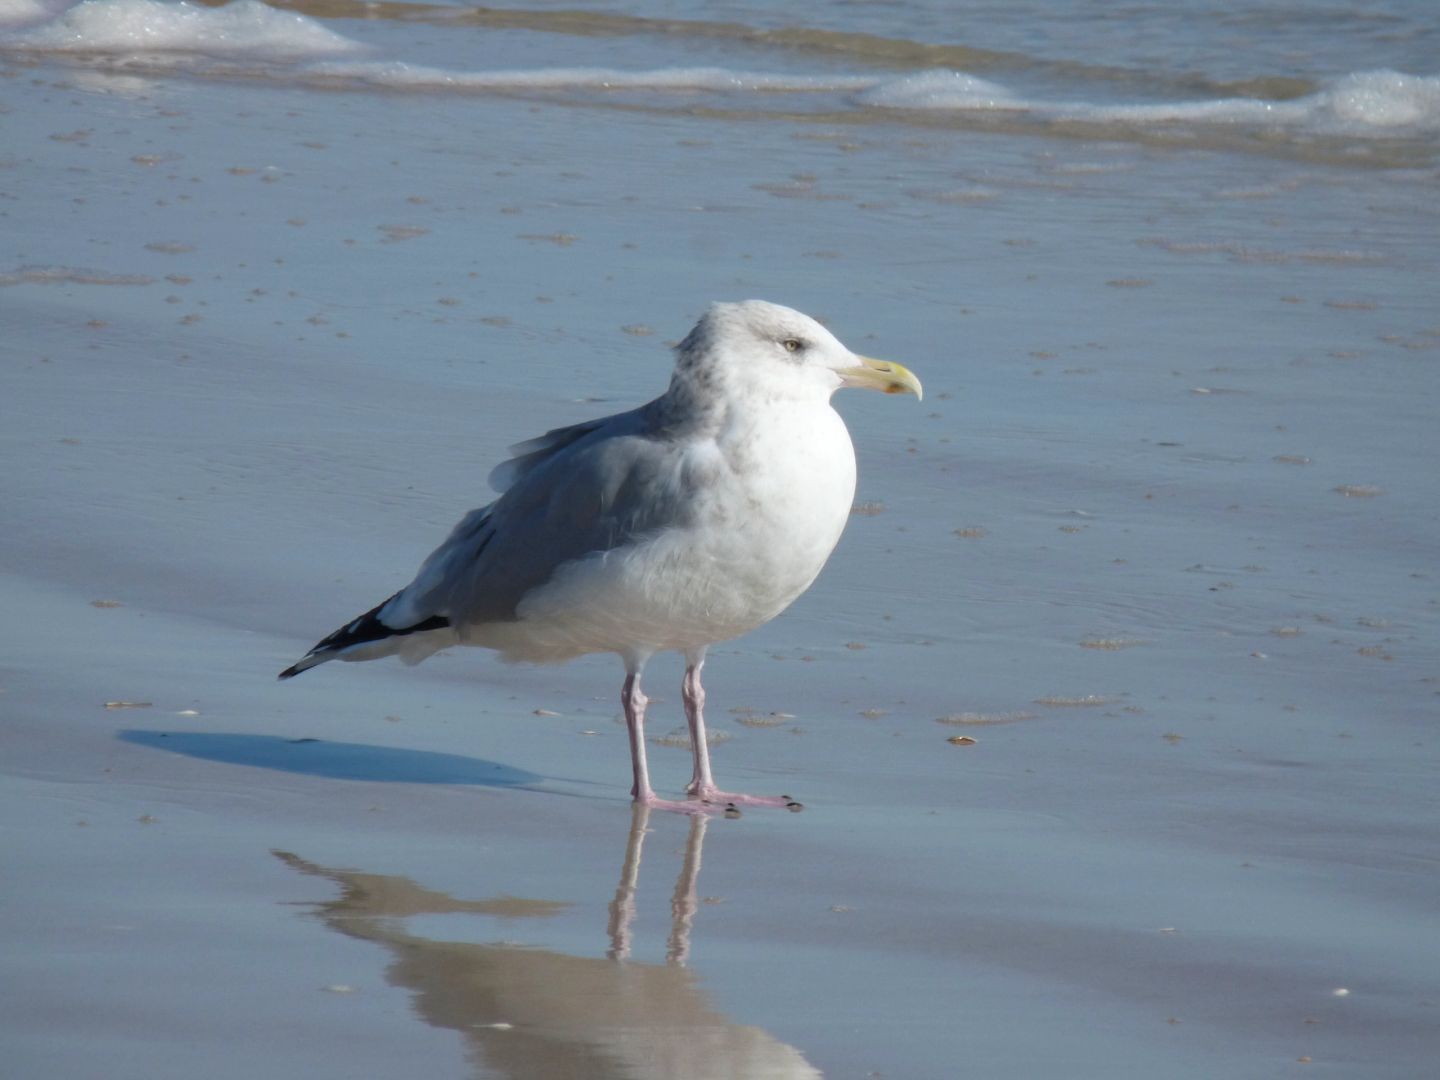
[2,1,1438,1077]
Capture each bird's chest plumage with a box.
[679,403,857,619]
[500,399,858,659]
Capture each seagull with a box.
[280,300,922,814]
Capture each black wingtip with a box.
[277,652,325,680]
[276,596,450,685]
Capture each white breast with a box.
[488,400,857,662]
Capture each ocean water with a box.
[4,0,1440,159]
[2,2,1438,1079]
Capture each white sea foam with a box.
[862,67,1440,136]
[8,0,366,59]
[4,2,1436,142]
[854,70,1022,111]
[309,60,876,94]
[1314,70,1440,130]
[1070,72,1440,133]
[1071,97,1312,126]
[0,0,55,28]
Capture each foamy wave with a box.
[0,0,57,29]
[8,0,366,59]
[4,3,1436,144]
[854,70,1021,111]
[1099,73,1440,134]
[863,67,1440,135]
[1074,71,1440,133]
[309,60,875,94]
[1315,70,1440,130]
[1076,97,1312,125]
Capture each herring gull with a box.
[279,300,922,814]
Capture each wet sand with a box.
[4,7,1439,1076]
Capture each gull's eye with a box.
[781,338,804,353]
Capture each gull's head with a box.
[675,300,922,404]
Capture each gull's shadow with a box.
[118,730,542,787]
[277,805,820,1079]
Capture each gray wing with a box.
[382,401,704,630]
[487,417,608,494]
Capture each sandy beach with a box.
[3,1,1438,1076]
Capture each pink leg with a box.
[622,670,728,816]
[682,655,803,812]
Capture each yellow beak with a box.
[837,356,924,401]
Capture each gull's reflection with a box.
[277,806,818,1080]
[606,803,704,965]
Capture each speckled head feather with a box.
[664,300,857,421]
